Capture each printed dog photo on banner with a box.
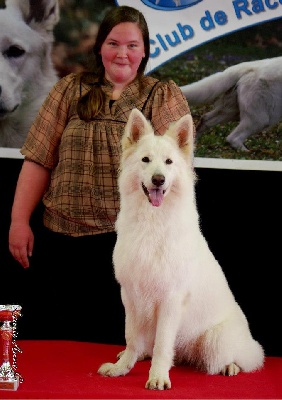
[0,0,59,149]
[0,0,281,169]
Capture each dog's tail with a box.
[180,62,250,105]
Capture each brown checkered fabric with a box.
[21,73,191,236]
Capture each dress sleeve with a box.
[21,73,77,169]
[148,79,193,135]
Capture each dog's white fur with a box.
[180,57,282,151]
[0,0,59,148]
[98,109,264,390]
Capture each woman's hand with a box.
[9,221,34,268]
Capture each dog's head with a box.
[119,108,195,207]
[0,0,59,147]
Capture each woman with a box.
[9,5,191,343]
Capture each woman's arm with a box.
[9,160,51,268]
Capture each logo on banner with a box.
[140,0,203,11]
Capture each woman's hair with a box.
[77,6,150,121]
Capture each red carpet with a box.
[0,340,281,399]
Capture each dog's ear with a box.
[6,0,60,33]
[123,109,153,150]
[167,113,194,158]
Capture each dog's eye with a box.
[142,157,150,163]
[4,45,25,59]
[166,159,173,165]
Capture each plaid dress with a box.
[21,73,191,236]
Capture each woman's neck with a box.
[105,74,137,100]
[112,86,125,100]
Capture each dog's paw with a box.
[221,363,241,376]
[227,137,249,152]
[145,375,171,390]
[98,362,128,377]
[97,362,116,376]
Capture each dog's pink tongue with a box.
[149,189,164,207]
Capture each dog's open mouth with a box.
[142,183,165,207]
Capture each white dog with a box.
[0,0,59,148]
[181,57,282,151]
[98,108,264,390]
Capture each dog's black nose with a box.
[152,174,165,187]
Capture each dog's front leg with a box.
[146,299,182,390]
[98,289,143,377]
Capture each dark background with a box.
[0,157,281,357]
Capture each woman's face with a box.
[101,22,145,86]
